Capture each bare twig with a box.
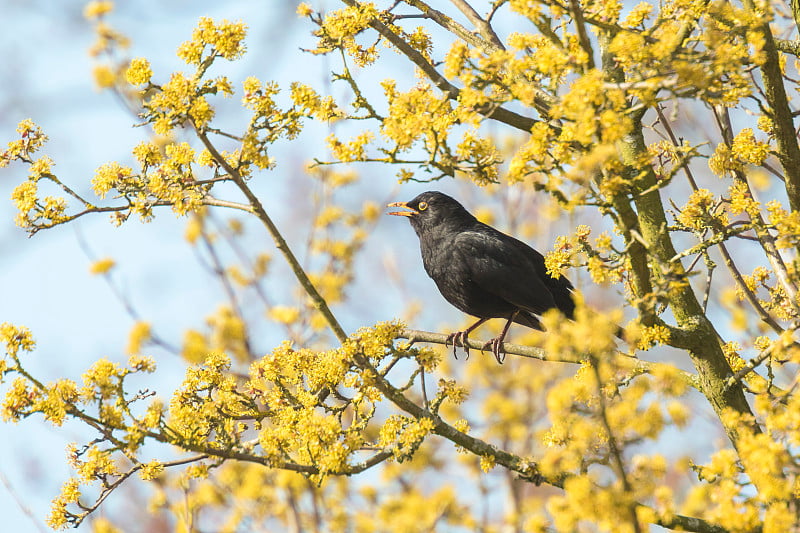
[447,0,505,50]
[0,469,47,533]
[397,328,700,388]
[193,124,348,343]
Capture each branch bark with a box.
[397,328,700,388]
[743,0,800,212]
[341,0,553,131]
[194,125,348,343]
[355,344,732,533]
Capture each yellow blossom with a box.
[480,454,496,473]
[731,128,770,165]
[126,321,151,355]
[92,65,116,89]
[92,518,122,533]
[89,257,116,275]
[297,3,314,16]
[28,156,53,179]
[178,17,247,64]
[92,161,134,198]
[139,460,164,481]
[185,216,203,244]
[125,57,152,85]
[268,306,301,325]
[622,1,653,27]
[84,1,113,19]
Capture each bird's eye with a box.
[418,201,428,211]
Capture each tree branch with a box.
[400,0,503,53]
[446,0,505,50]
[742,0,800,212]
[193,124,348,343]
[775,38,800,57]
[396,328,700,388]
[355,344,729,533]
[340,0,552,131]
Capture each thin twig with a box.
[193,124,348,343]
[396,328,700,388]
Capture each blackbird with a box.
[388,191,575,362]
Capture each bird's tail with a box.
[513,311,544,331]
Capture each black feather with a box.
[389,191,576,362]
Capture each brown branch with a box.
[354,345,729,533]
[193,124,348,343]
[568,0,596,70]
[655,105,785,335]
[397,328,701,388]
[340,0,551,131]
[591,359,642,533]
[399,328,555,361]
[712,105,800,316]
[775,38,800,57]
[400,0,503,53]
[742,0,800,212]
[446,0,505,50]
[176,440,393,476]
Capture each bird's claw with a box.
[445,331,471,359]
[482,337,506,364]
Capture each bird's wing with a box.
[453,229,559,315]
[512,235,576,319]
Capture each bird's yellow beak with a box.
[387,201,418,217]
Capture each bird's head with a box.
[387,191,476,235]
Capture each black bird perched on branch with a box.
[388,191,576,363]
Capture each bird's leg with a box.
[445,318,487,359]
[482,311,518,364]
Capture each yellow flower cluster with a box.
[545,225,624,286]
[327,131,373,162]
[84,1,113,19]
[456,132,501,185]
[2,332,163,528]
[728,180,761,218]
[554,71,631,145]
[46,478,81,529]
[734,264,794,323]
[507,122,557,183]
[2,119,47,166]
[633,324,672,350]
[731,128,770,165]
[676,188,728,231]
[312,2,380,66]
[0,322,36,360]
[296,3,314,17]
[125,57,152,86]
[138,460,164,481]
[290,82,341,121]
[3,121,72,231]
[622,1,654,27]
[91,138,214,223]
[533,299,692,530]
[177,17,247,65]
[379,415,436,461]
[89,257,116,275]
[126,321,151,355]
[381,84,455,151]
[767,200,800,248]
